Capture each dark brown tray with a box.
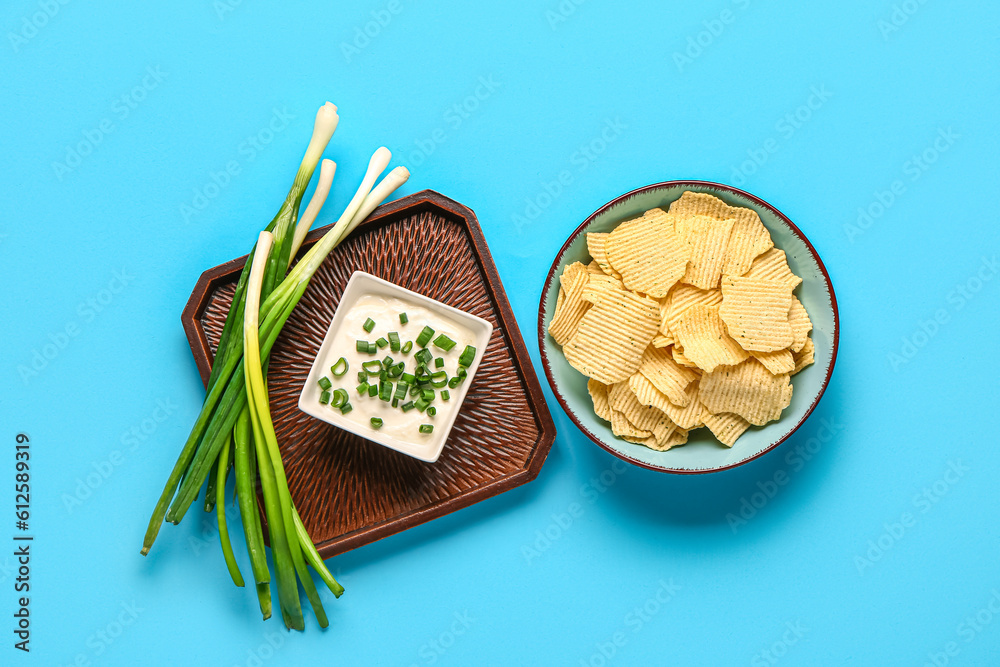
[181,190,556,558]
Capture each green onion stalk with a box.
[141,103,409,628]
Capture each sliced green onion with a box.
[414,397,430,412]
[357,371,367,384]
[392,398,399,408]
[379,380,392,402]
[390,362,405,377]
[340,403,353,415]
[432,334,456,351]
[401,401,415,412]
[401,372,415,385]
[448,376,462,389]
[356,382,369,395]
[401,341,413,354]
[331,389,348,408]
[388,332,400,352]
[458,345,476,367]
[419,424,433,434]
[427,406,437,417]
[441,390,451,401]
[393,383,409,401]
[363,317,375,333]
[319,390,331,405]
[330,357,349,377]
[435,357,444,369]
[456,367,468,379]
[368,384,378,397]
[415,348,433,365]
[415,326,435,347]
[430,371,448,388]
[399,312,408,324]
[362,360,382,375]
[375,337,388,349]
[421,388,434,402]
[410,385,423,398]
[317,377,332,390]
[356,340,368,353]
[379,369,388,382]
[370,417,383,429]
[382,355,394,368]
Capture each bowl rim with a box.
[536,180,840,474]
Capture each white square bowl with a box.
[297,271,493,462]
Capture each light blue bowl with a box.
[538,181,839,474]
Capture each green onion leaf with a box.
[368,384,378,397]
[399,312,408,324]
[401,401,415,412]
[434,357,444,369]
[432,334,456,351]
[415,326,435,348]
[388,332,400,352]
[317,377,332,390]
[419,424,434,434]
[330,357,349,377]
[363,317,376,333]
[401,341,413,354]
[356,382,369,395]
[331,389,348,408]
[427,406,437,417]
[458,345,476,367]
[340,403,353,415]
[440,390,451,401]
[362,360,382,375]
[319,390,331,405]
[370,417,383,429]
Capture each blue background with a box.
[2,1,998,665]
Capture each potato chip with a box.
[660,381,705,430]
[582,273,625,305]
[719,277,794,352]
[563,290,660,384]
[588,379,612,421]
[652,427,689,451]
[587,232,619,278]
[672,303,749,372]
[679,215,736,290]
[606,209,688,298]
[669,191,772,276]
[664,284,723,332]
[701,411,751,447]
[638,346,700,406]
[611,409,650,439]
[671,345,699,368]
[628,372,674,414]
[651,334,673,348]
[792,336,815,375]
[586,260,604,275]
[699,358,793,426]
[788,296,813,353]
[741,248,802,289]
[547,262,591,345]
[750,349,795,375]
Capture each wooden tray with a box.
[181,190,556,558]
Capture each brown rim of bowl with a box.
[536,180,840,475]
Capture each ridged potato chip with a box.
[547,262,591,345]
[628,372,674,414]
[719,277,794,352]
[653,428,689,451]
[671,345,698,368]
[611,409,650,439]
[668,191,773,276]
[699,358,793,426]
[582,273,625,305]
[651,334,673,348]
[638,346,699,406]
[587,232,619,278]
[750,349,795,375]
[741,248,802,289]
[701,411,751,447]
[588,379,612,421]
[659,381,705,430]
[563,290,660,384]
[664,284,723,332]
[586,260,604,275]
[788,295,813,353]
[679,215,736,290]
[792,336,815,375]
[606,209,688,298]
[672,303,749,372]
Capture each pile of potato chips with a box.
[548,191,815,451]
